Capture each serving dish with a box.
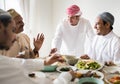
[75,59,104,70]
[41,65,57,72]
[62,55,79,66]
[56,66,76,72]
[103,66,120,74]
[78,77,104,84]
[76,70,104,79]
[105,74,120,84]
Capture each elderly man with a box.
[51,4,94,57]
[0,9,44,58]
[81,12,120,64]
[0,9,76,84]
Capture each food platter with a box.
[75,59,104,70]
[76,70,104,79]
[103,66,120,74]
[105,74,120,84]
[56,66,77,72]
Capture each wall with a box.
[0,0,5,9]
[29,0,53,57]
[53,0,120,36]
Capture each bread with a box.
[75,72,82,78]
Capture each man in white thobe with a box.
[52,5,94,57]
[81,12,120,64]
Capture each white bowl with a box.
[62,55,79,66]
[103,66,120,74]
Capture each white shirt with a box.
[87,31,120,64]
[52,17,94,57]
[0,55,72,84]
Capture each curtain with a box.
[20,0,53,57]
[20,0,31,36]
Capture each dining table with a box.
[28,58,120,84]
[29,70,79,84]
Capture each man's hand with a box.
[44,54,64,65]
[49,48,57,56]
[69,70,77,81]
[80,54,90,59]
[16,54,25,58]
[33,33,44,51]
[105,61,116,66]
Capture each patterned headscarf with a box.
[66,5,82,16]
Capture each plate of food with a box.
[56,66,76,72]
[105,74,120,84]
[103,66,120,74]
[75,70,104,79]
[75,59,104,70]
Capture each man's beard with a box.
[0,45,9,50]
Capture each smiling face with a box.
[94,16,111,36]
[0,16,16,50]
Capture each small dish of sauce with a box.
[82,82,97,84]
